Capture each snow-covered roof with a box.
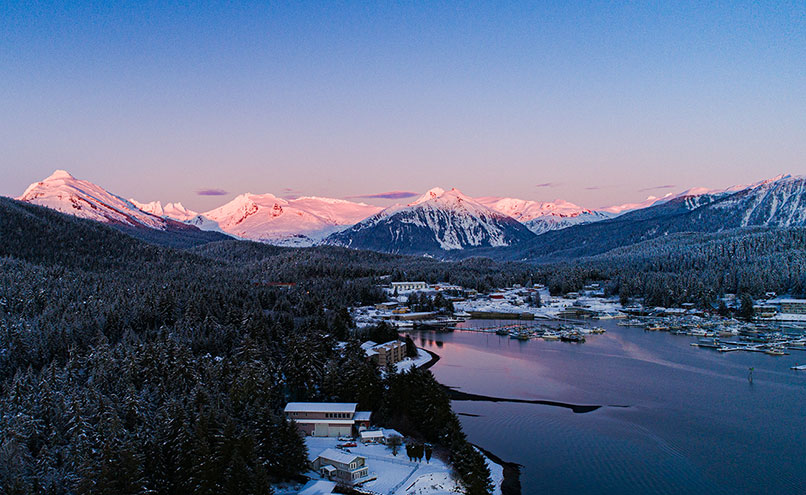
[382,428,402,438]
[360,430,384,438]
[298,480,336,494]
[354,411,372,422]
[316,448,364,465]
[360,341,378,350]
[284,402,357,413]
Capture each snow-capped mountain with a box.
[705,174,806,227]
[599,176,791,215]
[502,174,806,262]
[325,187,536,254]
[19,170,169,230]
[129,200,200,222]
[197,193,383,246]
[17,170,232,248]
[476,197,614,235]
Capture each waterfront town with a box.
[275,281,806,494]
[347,280,806,356]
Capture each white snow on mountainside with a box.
[601,175,794,215]
[129,200,200,222]
[18,170,168,229]
[709,174,806,227]
[199,193,383,246]
[476,197,615,234]
[327,187,536,251]
[16,171,805,250]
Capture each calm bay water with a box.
[412,320,806,495]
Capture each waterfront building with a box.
[362,340,407,366]
[391,281,428,291]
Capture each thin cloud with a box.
[535,182,560,188]
[281,187,303,199]
[639,184,676,192]
[347,191,419,200]
[585,186,602,190]
[196,188,229,196]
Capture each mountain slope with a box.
[480,174,806,262]
[325,187,536,254]
[19,170,169,229]
[17,171,230,248]
[197,193,383,246]
[476,197,614,234]
[129,199,200,221]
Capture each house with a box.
[312,449,369,485]
[391,281,428,291]
[298,480,336,495]
[382,428,403,444]
[284,403,372,437]
[359,429,384,444]
[362,340,407,366]
[374,302,399,311]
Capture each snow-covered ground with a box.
[478,448,504,495]
[396,348,432,373]
[453,288,625,320]
[305,437,462,495]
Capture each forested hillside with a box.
[0,198,501,494]
[533,227,806,307]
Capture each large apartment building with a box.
[361,340,407,367]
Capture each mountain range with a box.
[13,170,806,258]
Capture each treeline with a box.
[0,198,493,494]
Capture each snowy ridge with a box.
[19,170,168,230]
[477,196,615,234]
[16,171,806,254]
[129,200,200,222]
[709,174,806,227]
[198,193,383,246]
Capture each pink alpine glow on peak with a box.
[19,170,167,230]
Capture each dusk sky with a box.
[2,1,804,211]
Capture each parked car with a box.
[337,442,357,448]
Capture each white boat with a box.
[791,364,806,370]
[542,332,560,341]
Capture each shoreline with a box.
[414,345,522,495]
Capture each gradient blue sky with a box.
[2,1,804,211]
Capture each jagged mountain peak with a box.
[325,187,535,253]
[129,199,200,222]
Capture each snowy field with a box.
[305,436,463,495]
[453,289,625,320]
